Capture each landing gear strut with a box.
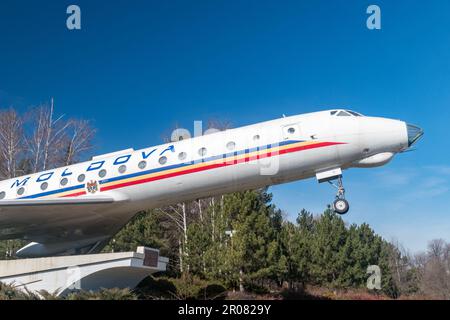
[328,176,350,215]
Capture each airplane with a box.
[0,109,423,258]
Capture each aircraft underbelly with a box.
[0,202,136,244]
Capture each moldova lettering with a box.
[9,145,175,189]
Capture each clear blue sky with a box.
[1,0,449,252]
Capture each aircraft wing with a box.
[0,194,134,244]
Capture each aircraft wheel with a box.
[333,198,349,215]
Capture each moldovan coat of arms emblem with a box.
[86,180,99,194]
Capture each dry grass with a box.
[305,287,389,300]
[226,286,394,300]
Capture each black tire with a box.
[333,198,349,215]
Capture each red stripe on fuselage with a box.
[99,141,344,193]
[61,191,86,197]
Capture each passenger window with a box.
[178,152,187,161]
[138,161,147,169]
[60,178,69,186]
[17,187,25,195]
[77,174,85,183]
[40,182,48,191]
[159,156,167,165]
[99,169,107,178]
[118,165,127,174]
[282,124,300,140]
[226,142,236,150]
[0,191,5,199]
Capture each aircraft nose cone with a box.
[407,123,424,147]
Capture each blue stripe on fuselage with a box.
[19,184,85,199]
[16,140,302,199]
[98,140,300,185]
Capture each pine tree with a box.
[221,189,280,291]
[104,210,169,255]
[185,222,211,276]
[309,209,347,286]
[294,209,315,286]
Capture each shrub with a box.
[136,275,227,300]
[0,282,41,300]
[66,288,137,300]
[196,283,227,300]
[243,281,270,295]
[135,276,178,299]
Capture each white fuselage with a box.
[0,109,415,257]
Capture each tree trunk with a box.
[179,238,184,273]
[211,197,215,242]
[239,269,244,292]
[197,199,203,222]
[42,98,54,171]
[182,202,189,273]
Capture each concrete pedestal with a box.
[0,247,168,296]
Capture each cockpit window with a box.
[337,111,351,116]
[346,110,363,116]
[331,109,364,117]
